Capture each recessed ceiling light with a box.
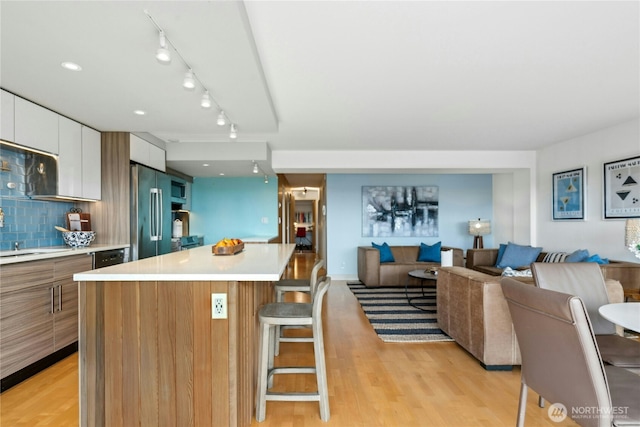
[133,110,146,115]
[203,163,209,167]
[61,61,82,71]
[219,172,225,176]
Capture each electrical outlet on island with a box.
[211,293,227,319]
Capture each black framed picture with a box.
[362,185,439,237]
[603,155,640,219]
[552,167,586,220]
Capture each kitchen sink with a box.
[0,248,70,257]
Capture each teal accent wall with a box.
[190,177,278,245]
[326,174,493,278]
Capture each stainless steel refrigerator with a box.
[130,164,172,260]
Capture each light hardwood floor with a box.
[0,253,578,426]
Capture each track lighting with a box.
[145,10,240,135]
[183,69,195,90]
[155,30,171,64]
[253,162,259,174]
[264,175,269,184]
[217,111,227,126]
[200,91,211,109]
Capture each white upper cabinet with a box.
[81,126,101,200]
[57,116,83,197]
[14,97,59,154]
[130,134,166,172]
[0,90,15,142]
[58,117,101,200]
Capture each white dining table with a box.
[598,303,640,333]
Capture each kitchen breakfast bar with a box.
[73,243,296,427]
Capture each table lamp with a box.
[468,218,491,249]
[625,219,640,260]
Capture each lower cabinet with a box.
[0,254,92,380]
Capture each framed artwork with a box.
[603,155,640,219]
[552,167,586,220]
[362,185,438,237]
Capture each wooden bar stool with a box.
[272,259,325,355]
[255,276,331,422]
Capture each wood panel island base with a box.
[74,244,296,427]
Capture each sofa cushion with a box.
[566,248,590,263]
[417,241,441,262]
[495,243,508,267]
[542,252,568,263]
[585,254,609,264]
[496,242,542,269]
[372,242,395,263]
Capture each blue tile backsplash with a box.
[0,198,73,250]
[1,142,74,250]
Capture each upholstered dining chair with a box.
[531,262,640,368]
[256,276,331,422]
[272,258,325,355]
[501,277,640,427]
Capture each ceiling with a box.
[1,1,638,185]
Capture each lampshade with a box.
[441,249,454,267]
[468,218,491,236]
[625,219,640,259]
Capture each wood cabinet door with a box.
[53,280,79,350]
[53,255,92,350]
[0,261,55,378]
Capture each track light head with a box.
[155,31,171,64]
[217,111,226,126]
[200,91,212,108]
[230,124,238,139]
[253,162,259,174]
[183,69,195,90]
[264,175,269,184]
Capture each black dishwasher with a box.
[92,248,126,269]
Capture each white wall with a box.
[536,118,639,262]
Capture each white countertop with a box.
[0,243,129,265]
[240,235,278,243]
[74,243,296,282]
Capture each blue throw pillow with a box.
[372,242,395,263]
[566,249,590,263]
[585,254,609,264]
[496,242,543,269]
[417,241,441,262]
[495,243,508,267]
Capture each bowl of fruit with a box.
[212,238,244,255]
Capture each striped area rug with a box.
[347,282,453,343]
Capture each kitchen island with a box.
[74,243,295,427]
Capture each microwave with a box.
[171,179,186,200]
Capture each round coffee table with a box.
[406,269,438,311]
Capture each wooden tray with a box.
[212,242,244,255]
